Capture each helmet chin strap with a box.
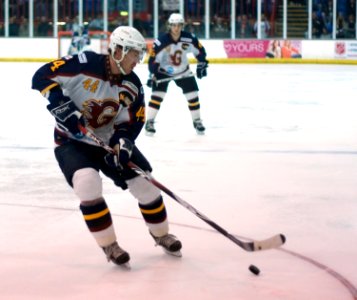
[111,49,128,75]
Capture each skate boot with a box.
[193,119,205,135]
[145,119,156,135]
[150,232,182,257]
[102,241,130,267]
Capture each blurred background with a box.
[0,0,355,40]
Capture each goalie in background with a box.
[67,28,92,55]
[145,13,208,135]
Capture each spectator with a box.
[37,16,52,36]
[312,11,325,38]
[236,14,253,38]
[336,13,346,39]
[211,15,229,38]
[88,13,104,31]
[346,14,356,38]
[9,16,19,36]
[346,0,356,18]
[253,14,270,39]
[19,17,29,37]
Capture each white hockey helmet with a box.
[109,26,147,74]
[109,26,146,59]
[168,13,185,25]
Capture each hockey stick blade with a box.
[230,233,286,252]
[79,126,286,252]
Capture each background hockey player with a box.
[146,13,208,135]
[67,28,92,55]
[32,26,182,267]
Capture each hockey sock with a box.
[79,201,116,247]
[139,196,169,236]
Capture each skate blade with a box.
[196,130,205,135]
[163,248,182,257]
[119,262,131,269]
[145,131,155,137]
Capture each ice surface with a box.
[1,62,357,299]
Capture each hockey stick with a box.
[80,126,286,252]
[154,72,196,84]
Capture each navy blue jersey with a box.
[32,51,146,147]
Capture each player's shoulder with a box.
[61,50,103,64]
[122,72,143,96]
[61,51,106,78]
[181,31,199,41]
[153,33,171,48]
[76,50,104,63]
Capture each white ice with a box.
[1,62,357,300]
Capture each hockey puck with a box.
[248,264,260,275]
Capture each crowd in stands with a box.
[312,0,356,38]
[0,0,355,39]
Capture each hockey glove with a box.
[147,73,155,88]
[104,138,134,170]
[47,97,84,139]
[196,61,208,79]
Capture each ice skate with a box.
[193,119,205,135]
[150,232,182,257]
[145,119,156,136]
[102,241,130,268]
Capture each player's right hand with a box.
[104,138,133,170]
[147,74,156,88]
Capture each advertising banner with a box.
[223,40,302,59]
[334,41,357,59]
[224,40,268,58]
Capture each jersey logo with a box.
[170,50,183,66]
[182,43,189,50]
[82,99,119,128]
[78,52,88,63]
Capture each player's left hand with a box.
[104,138,133,170]
[196,60,208,79]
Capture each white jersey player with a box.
[67,30,92,55]
[32,26,182,267]
[146,13,208,135]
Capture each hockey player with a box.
[146,13,208,135]
[32,26,182,267]
[67,29,92,55]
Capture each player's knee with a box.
[184,91,199,101]
[126,175,160,205]
[72,168,103,201]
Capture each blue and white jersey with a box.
[148,31,207,76]
[32,51,146,147]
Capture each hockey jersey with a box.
[32,51,146,147]
[148,31,207,76]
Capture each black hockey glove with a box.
[47,97,84,139]
[147,73,156,88]
[196,60,208,79]
[104,138,134,170]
